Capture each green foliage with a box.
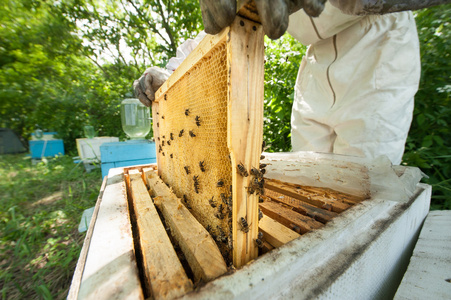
[403,5,451,209]
[263,34,306,152]
[0,154,102,299]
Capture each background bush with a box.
[1,1,449,209]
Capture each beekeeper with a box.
[134,0,447,165]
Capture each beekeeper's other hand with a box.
[133,67,171,107]
[200,0,327,39]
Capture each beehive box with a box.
[68,163,431,300]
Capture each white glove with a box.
[133,67,171,107]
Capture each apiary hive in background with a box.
[153,16,264,267]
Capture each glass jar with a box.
[83,125,95,139]
[121,98,151,140]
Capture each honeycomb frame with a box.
[153,16,264,267]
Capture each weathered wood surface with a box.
[228,16,265,268]
[265,179,350,213]
[262,189,337,224]
[261,152,371,199]
[68,176,108,300]
[77,168,143,300]
[259,201,323,234]
[144,169,228,282]
[394,210,451,300]
[259,215,301,248]
[128,169,193,300]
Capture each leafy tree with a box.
[263,34,306,152]
[403,5,451,209]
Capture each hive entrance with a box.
[153,16,265,267]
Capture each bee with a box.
[208,196,216,208]
[206,224,212,232]
[258,208,263,220]
[260,155,265,160]
[183,195,191,209]
[199,161,206,172]
[215,204,225,219]
[239,217,250,233]
[259,196,264,203]
[195,116,201,127]
[255,232,264,248]
[167,140,171,146]
[216,179,224,187]
[184,166,190,175]
[228,235,233,249]
[250,167,263,178]
[158,145,162,153]
[255,238,264,248]
[227,195,233,208]
[259,163,267,169]
[170,133,174,140]
[157,122,159,127]
[237,162,249,177]
[217,226,227,243]
[162,152,165,156]
[170,153,173,158]
[261,168,266,175]
[179,129,184,137]
[161,140,165,146]
[189,130,196,137]
[220,193,227,204]
[193,175,200,193]
[161,115,165,119]
[185,109,190,116]
[164,94,167,100]
[246,185,256,195]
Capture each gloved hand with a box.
[199,0,327,39]
[133,67,171,107]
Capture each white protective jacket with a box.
[287,2,421,164]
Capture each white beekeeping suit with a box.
[287,2,421,164]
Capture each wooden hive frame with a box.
[152,16,264,267]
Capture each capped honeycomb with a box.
[154,40,233,259]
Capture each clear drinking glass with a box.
[121,98,151,139]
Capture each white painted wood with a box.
[77,167,143,300]
[394,210,451,300]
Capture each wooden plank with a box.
[394,210,451,300]
[262,189,337,224]
[259,215,301,248]
[128,169,193,300]
[145,170,228,282]
[265,179,350,213]
[68,176,107,300]
[259,201,323,234]
[299,185,364,205]
[78,168,143,300]
[228,16,265,268]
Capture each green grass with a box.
[0,154,103,300]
